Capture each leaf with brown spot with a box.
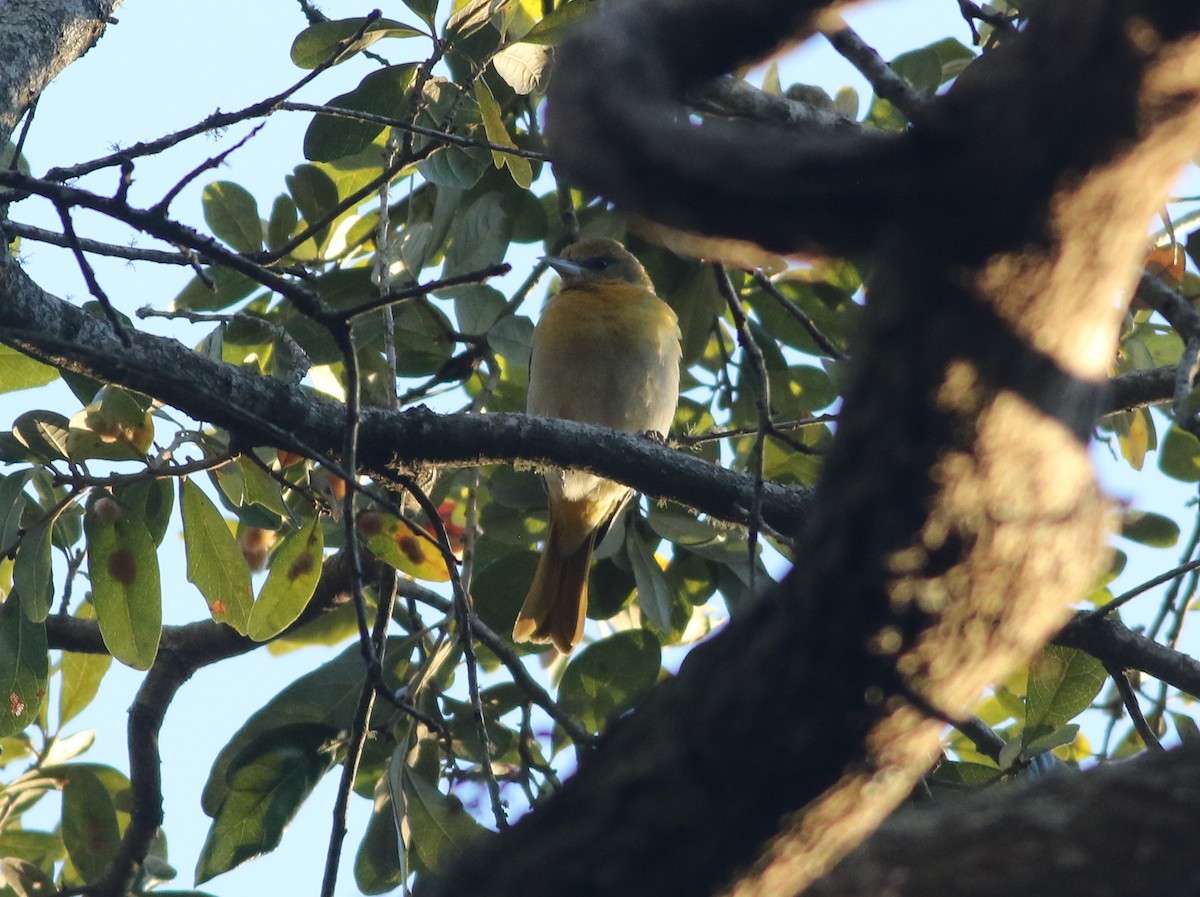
[361,513,452,582]
[0,582,48,735]
[247,515,324,642]
[84,493,161,670]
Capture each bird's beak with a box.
[541,255,586,278]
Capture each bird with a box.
[513,238,682,654]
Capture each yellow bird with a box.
[513,238,682,653]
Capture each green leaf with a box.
[181,478,253,633]
[202,638,412,815]
[12,410,71,462]
[397,756,487,874]
[0,593,48,737]
[61,765,121,882]
[202,181,263,254]
[13,513,54,622]
[196,724,338,883]
[444,284,505,336]
[290,17,424,69]
[0,471,32,550]
[238,456,290,518]
[286,164,340,253]
[521,0,590,45]
[403,0,438,29]
[0,345,57,393]
[356,784,404,894]
[0,857,55,897]
[171,266,259,313]
[492,42,551,96]
[247,515,323,641]
[558,630,661,733]
[624,524,672,636]
[1021,722,1080,760]
[119,477,175,548]
[446,0,494,40]
[0,828,64,868]
[303,65,418,163]
[474,80,533,187]
[1023,645,1105,746]
[66,387,154,462]
[266,194,299,252]
[1118,509,1180,548]
[85,494,161,670]
[60,604,112,725]
[443,193,512,277]
[1159,424,1200,481]
[417,145,490,190]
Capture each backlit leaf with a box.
[196,724,338,883]
[0,346,57,393]
[85,493,161,670]
[1118,508,1180,548]
[181,478,253,632]
[291,17,424,69]
[202,638,412,815]
[61,765,121,882]
[0,592,47,737]
[59,603,111,725]
[13,513,54,622]
[558,630,661,733]
[202,181,263,254]
[474,80,533,188]
[247,515,323,641]
[171,266,259,313]
[359,512,451,582]
[1023,645,1105,747]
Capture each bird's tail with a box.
[513,517,595,654]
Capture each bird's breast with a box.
[527,284,682,436]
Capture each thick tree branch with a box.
[0,256,812,534]
[545,0,906,254]
[805,744,1200,897]
[435,5,1200,897]
[0,0,119,147]
[1055,610,1200,698]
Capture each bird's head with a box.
[543,238,654,289]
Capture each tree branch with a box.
[0,256,813,534]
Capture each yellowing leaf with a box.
[358,512,451,582]
[473,81,532,188]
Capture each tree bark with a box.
[430,3,1200,897]
[807,744,1200,897]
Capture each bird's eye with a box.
[584,257,611,270]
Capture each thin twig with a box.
[279,101,550,161]
[52,199,130,346]
[675,414,838,447]
[715,264,767,594]
[1103,662,1165,752]
[10,99,36,168]
[339,262,512,321]
[45,13,386,182]
[402,474,508,828]
[751,270,849,360]
[154,124,265,214]
[1087,556,1200,619]
[6,220,192,264]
